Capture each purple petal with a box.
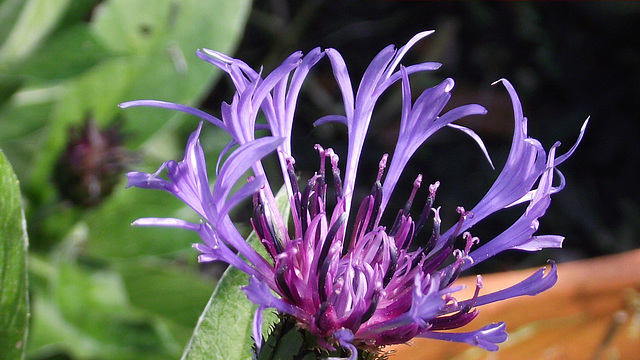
[438,80,548,248]
[331,329,357,360]
[375,30,439,95]
[168,123,215,218]
[213,137,283,209]
[325,49,354,119]
[419,322,508,351]
[358,274,446,336]
[465,143,563,266]
[119,100,226,131]
[197,48,257,90]
[215,139,238,176]
[314,115,348,127]
[195,224,263,279]
[265,47,325,177]
[242,276,307,319]
[556,117,589,165]
[379,62,442,91]
[197,48,256,76]
[464,262,558,308]
[126,168,170,191]
[381,76,486,214]
[408,280,448,328]
[281,48,325,135]
[513,235,563,251]
[132,217,200,231]
[465,212,545,267]
[384,30,435,79]
[252,305,266,353]
[127,123,215,220]
[355,44,395,104]
[217,175,266,219]
[252,51,303,111]
[446,122,494,169]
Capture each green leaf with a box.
[27,252,182,360]
[116,258,213,327]
[0,149,29,360]
[0,73,24,110]
[12,24,113,80]
[258,317,304,360]
[182,260,258,360]
[84,183,201,259]
[0,0,72,63]
[0,99,55,185]
[0,0,27,47]
[182,186,291,360]
[55,0,104,34]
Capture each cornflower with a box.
[122,31,587,359]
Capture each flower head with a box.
[122,31,587,359]
[54,117,131,207]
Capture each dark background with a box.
[207,1,640,272]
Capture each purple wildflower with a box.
[122,31,587,359]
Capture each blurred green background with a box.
[1,1,638,359]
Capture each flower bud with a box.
[53,117,130,207]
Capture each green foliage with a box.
[0,0,253,359]
[257,316,318,360]
[28,253,177,360]
[0,150,29,360]
[27,243,215,360]
[182,258,260,360]
[182,186,290,360]
[11,24,112,80]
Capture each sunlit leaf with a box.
[0,0,27,47]
[0,149,29,360]
[182,185,290,360]
[182,259,258,360]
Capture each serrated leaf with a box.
[182,261,258,360]
[0,149,29,360]
[182,185,291,360]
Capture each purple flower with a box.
[122,31,587,359]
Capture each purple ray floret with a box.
[122,31,587,358]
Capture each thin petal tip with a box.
[491,78,508,86]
